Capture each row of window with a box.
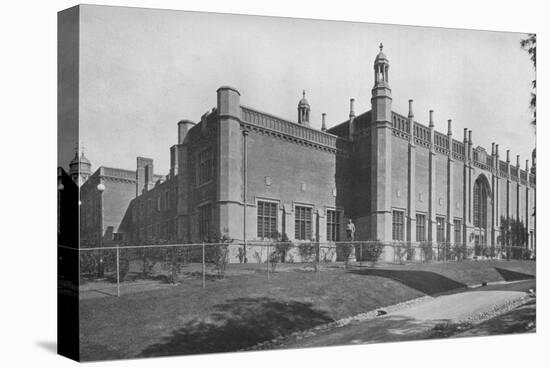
[392,210,463,243]
[257,201,342,241]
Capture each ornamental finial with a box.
[302,90,306,98]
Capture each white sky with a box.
[79,5,536,175]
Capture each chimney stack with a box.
[408,99,414,118]
[429,110,434,128]
[321,113,327,132]
[447,119,452,136]
[349,98,355,118]
[506,150,510,163]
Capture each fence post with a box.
[267,243,270,280]
[116,246,120,297]
[202,242,206,289]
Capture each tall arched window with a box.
[473,177,489,229]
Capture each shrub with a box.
[394,242,414,263]
[437,243,452,261]
[205,231,232,278]
[420,242,434,261]
[298,242,316,264]
[337,242,354,268]
[362,242,385,263]
[273,232,292,263]
[451,243,469,261]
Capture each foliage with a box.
[520,34,536,125]
[451,243,470,261]
[394,242,414,263]
[273,232,292,263]
[337,242,354,268]
[204,231,232,278]
[267,232,292,273]
[436,242,452,261]
[298,242,317,264]
[419,241,434,261]
[363,242,385,263]
[499,216,528,260]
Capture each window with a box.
[294,206,312,240]
[165,190,169,211]
[416,214,426,242]
[436,217,446,243]
[326,210,341,241]
[198,204,211,240]
[257,201,277,239]
[392,210,405,241]
[198,148,214,185]
[454,219,462,244]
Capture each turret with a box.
[371,43,392,124]
[297,90,310,126]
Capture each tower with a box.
[369,43,393,246]
[297,90,310,126]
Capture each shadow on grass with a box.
[348,269,466,295]
[494,267,535,282]
[138,297,333,357]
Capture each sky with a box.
[76,4,536,175]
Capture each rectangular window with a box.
[454,219,462,244]
[416,214,426,242]
[392,210,404,241]
[294,206,312,240]
[436,216,446,243]
[198,204,211,240]
[257,201,277,239]
[198,148,214,185]
[326,210,341,241]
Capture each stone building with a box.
[78,155,165,246]
[82,45,537,259]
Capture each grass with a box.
[78,259,535,361]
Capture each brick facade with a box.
[77,45,536,258]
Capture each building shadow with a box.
[348,269,466,296]
[494,267,535,282]
[138,297,333,357]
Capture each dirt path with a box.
[258,279,535,350]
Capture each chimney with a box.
[321,113,327,132]
[349,98,355,118]
[429,110,434,128]
[496,144,499,158]
[525,159,529,172]
[447,119,452,136]
[178,120,195,144]
[468,130,472,145]
[506,150,510,163]
[136,157,154,195]
[408,99,414,119]
[349,98,355,141]
[491,143,495,156]
[463,128,468,143]
[516,155,520,168]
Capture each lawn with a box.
[77,259,535,361]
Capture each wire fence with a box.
[58,241,535,297]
